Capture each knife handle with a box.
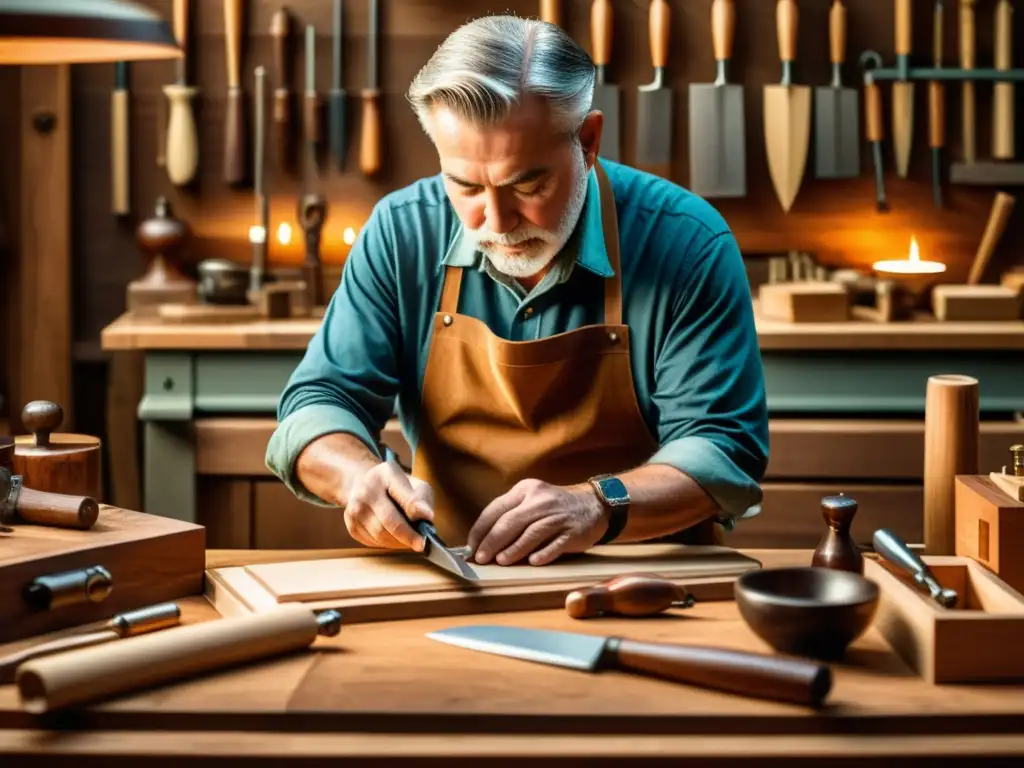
[776,0,797,66]
[829,0,846,66]
[711,0,735,64]
[540,0,560,26]
[895,0,912,56]
[111,87,129,215]
[960,0,977,69]
[360,88,381,177]
[173,0,189,53]
[224,88,246,185]
[649,0,670,70]
[865,78,884,142]
[605,639,832,708]
[16,487,100,530]
[304,90,321,145]
[565,574,694,619]
[271,8,292,91]
[590,0,612,68]
[929,81,945,149]
[993,0,1014,160]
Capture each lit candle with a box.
[343,226,356,246]
[277,222,293,246]
[873,235,947,276]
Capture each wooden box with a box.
[865,555,1024,683]
[758,282,850,323]
[931,284,1024,321]
[954,475,1024,593]
[1,505,205,643]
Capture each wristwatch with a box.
[589,474,630,545]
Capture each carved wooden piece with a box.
[564,573,695,619]
[955,475,1024,593]
[811,494,863,573]
[128,197,196,316]
[13,401,101,501]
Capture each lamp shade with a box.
[0,0,181,64]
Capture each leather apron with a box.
[411,161,719,547]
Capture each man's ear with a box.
[578,111,604,167]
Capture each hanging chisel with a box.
[224,0,247,186]
[892,0,914,178]
[864,63,890,212]
[540,0,560,25]
[111,62,130,216]
[993,0,1014,160]
[929,0,945,207]
[814,0,859,179]
[360,0,381,177]
[960,0,977,164]
[164,0,198,187]
[636,0,672,179]
[330,0,347,171]
[590,0,619,162]
[304,25,321,156]
[271,8,294,174]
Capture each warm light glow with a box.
[909,235,920,262]
[343,227,357,246]
[872,234,946,275]
[248,225,266,244]
[277,222,293,246]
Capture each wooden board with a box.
[0,505,205,643]
[243,545,761,603]
[932,284,1024,322]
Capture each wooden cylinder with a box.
[923,375,979,554]
[13,401,102,501]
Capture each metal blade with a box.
[688,83,746,197]
[814,86,860,179]
[592,83,620,162]
[331,0,342,90]
[427,625,608,671]
[414,520,479,581]
[635,88,672,172]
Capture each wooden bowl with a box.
[734,567,880,661]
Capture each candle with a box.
[873,235,947,276]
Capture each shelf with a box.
[950,162,1024,186]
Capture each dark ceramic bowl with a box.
[735,567,880,661]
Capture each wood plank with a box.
[104,350,144,510]
[252,481,359,550]
[196,478,253,549]
[16,65,71,430]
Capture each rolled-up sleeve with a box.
[265,202,401,505]
[647,231,769,529]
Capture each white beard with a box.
[466,144,591,279]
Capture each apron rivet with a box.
[608,332,619,344]
[443,314,453,327]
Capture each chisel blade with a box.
[814,86,860,179]
[592,83,620,163]
[763,85,811,213]
[688,83,746,197]
[892,82,914,178]
[636,87,672,177]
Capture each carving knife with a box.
[359,0,381,177]
[427,625,832,707]
[993,0,1014,160]
[960,0,977,163]
[111,61,130,215]
[814,0,859,180]
[892,0,914,178]
[929,0,945,207]
[330,0,347,171]
[590,0,619,162]
[872,529,958,608]
[635,0,672,178]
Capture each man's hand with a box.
[467,479,609,567]
[343,459,435,551]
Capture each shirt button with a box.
[524,307,534,318]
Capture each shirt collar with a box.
[438,166,614,279]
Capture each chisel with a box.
[540,0,560,25]
[304,25,320,155]
[223,0,247,186]
[360,0,381,177]
[111,62,130,215]
[814,0,859,179]
[590,0,619,162]
[892,0,914,178]
[993,0,1014,160]
[163,0,198,187]
[636,0,672,178]
[960,0,977,163]
[271,8,294,174]
[330,0,347,171]
[929,0,945,207]
[865,70,890,212]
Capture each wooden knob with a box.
[565,573,695,619]
[22,401,63,448]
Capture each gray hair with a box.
[407,15,595,139]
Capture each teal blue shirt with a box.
[266,160,768,530]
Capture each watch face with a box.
[597,476,630,506]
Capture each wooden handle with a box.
[995,0,1012,69]
[224,88,246,185]
[224,0,242,88]
[993,0,1014,160]
[590,0,612,67]
[960,0,976,69]
[163,84,199,186]
[967,192,1017,284]
[360,89,381,176]
[271,8,291,87]
[0,630,117,685]
[540,0,560,25]
[929,81,945,149]
[895,0,912,56]
[829,0,846,66]
[712,0,735,63]
[611,640,832,708]
[21,401,63,447]
[304,91,320,145]
[274,89,291,169]
[111,90,129,215]
[565,574,693,619]
[649,0,670,69]
[777,0,797,64]
[865,80,883,142]
[15,486,99,530]
[173,0,189,50]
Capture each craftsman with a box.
[266,15,768,566]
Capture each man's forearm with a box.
[294,432,383,507]
[572,463,719,543]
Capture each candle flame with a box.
[277,222,293,246]
[343,226,356,246]
[908,235,920,262]
[248,225,266,244]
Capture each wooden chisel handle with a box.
[649,0,670,70]
[223,0,245,185]
[865,78,884,143]
[163,84,199,185]
[224,0,242,89]
[360,90,381,176]
[712,0,735,63]
[829,0,846,66]
[590,0,612,67]
[929,81,945,150]
[895,0,912,56]
[540,0,560,25]
[777,0,797,66]
[271,8,293,170]
[608,640,832,708]
[15,486,99,530]
[305,90,321,146]
[960,0,977,163]
[993,0,1014,160]
[111,80,129,215]
[565,573,694,619]
[960,0,977,70]
[967,192,1017,285]
[173,0,189,68]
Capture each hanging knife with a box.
[360,0,381,176]
[330,0,347,171]
[929,0,945,207]
[111,61,130,215]
[271,7,294,174]
[224,0,247,186]
[298,25,327,310]
[892,0,914,178]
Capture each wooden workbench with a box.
[1,549,1023,765]
[99,305,1024,551]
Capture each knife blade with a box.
[427,625,832,707]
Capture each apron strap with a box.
[439,264,464,315]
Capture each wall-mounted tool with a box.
[929,1,946,207]
[303,25,321,158]
[764,0,810,213]
[960,0,977,164]
[892,0,914,178]
[861,52,889,212]
[636,0,672,179]
[540,0,560,25]
[299,24,328,310]
[993,0,1014,160]
[690,0,745,197]
[111,62,130,215]
[224,0,247,186]
[360,0,381,177]
[164,0,198,187]
[814,0,858,180]
[250,66,269,297]
[330,0,347,172]
[589,0,618,162]
[271,8,294,174]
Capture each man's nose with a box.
[483,189,519,234]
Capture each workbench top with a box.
[100,304,1024,353]
[1,548,1023,764]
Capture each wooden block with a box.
[865,555,1024,683]
[256,284,292,319]
[932,284,1024,321]
[157,304,261,324]
[0,505,205,643]
[757,282,850,322]
[989,471,1024,502]
[1001,267,1024,293]
[955,475,1024,592]
[126,280,197,319]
